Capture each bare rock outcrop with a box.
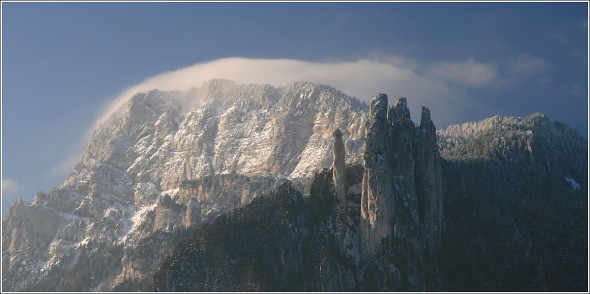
[360,94,443,260]
[183,198,202,229]
[389,98,420,242]
[153,195,182,232]
[331,129,361,261]
[360,94,396,260]
[332,129,348,210]
[415,107,444,255]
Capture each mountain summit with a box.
[2,80,367,291]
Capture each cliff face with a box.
[3,81,586,292]
[360,94,396,259]
[360,95,443,260]
[152,98,587,292]
[415,107,443,255]
[135,90,590,291]
[332,129,348,210]
[153,90,450,290]
[1,80,367,291]
[153,166,365,292]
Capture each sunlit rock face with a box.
[360,94,396,259]
[1,80,368,291]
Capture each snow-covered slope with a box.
[1,80,367,291]
[437,113,587,291]
[437,112,587,187]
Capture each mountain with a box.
[2,80,587,291]
[1,80,367,291]
[437,113,588,291]
[153,94,446,291]
[152,95,587,291]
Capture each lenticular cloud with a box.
[93,56,469,132]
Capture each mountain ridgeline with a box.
[2,81,587,291]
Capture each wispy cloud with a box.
[2,178,20,195]
[48,127,89,181]
[426,58,497,88]
[566,84,587,98]
[50,152,82,177]
[494,54,551,88]
[506,54,551,78]
[49,56,514,178]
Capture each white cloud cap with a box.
[2,178,20,195]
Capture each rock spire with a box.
[415,106,444,255]
[332,128,348,210]
[360,94,396,259]
[360,94,444,260]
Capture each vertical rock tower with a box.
[331,128,361,260]
[360,94,396,259]
[415,107,444,255]
[389,98,420,242]
[332,129,348,211]
[360,94,443,261]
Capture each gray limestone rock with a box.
[2,80,368,291]
[154,195,182,232]
[415,107,444,255]
[332,128,348,212]
[389,98,420,240]
[361,94,396,260]
[360,96,443,261]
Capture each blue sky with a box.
[1,2,588,215]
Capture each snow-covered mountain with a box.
[2,80,367,291]
[436,113,587,291]
[437,112,587,189]
[2,79,587,291]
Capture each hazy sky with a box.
[1,2,588,215]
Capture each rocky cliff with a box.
[360,94,396,259]
[332,129,348,212]
[360,95,443,261]
[153,93,448,291]
[2,81,587,291]
[415,107,444,256]
[1,80,367,291]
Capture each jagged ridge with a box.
[1,80,367,291]
[2,80,587,292]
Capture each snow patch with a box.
[136,182,159,194]
[161,187,180,198]
[35,258,48,270]
[75,236,91,248]
[118,203,157,244]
